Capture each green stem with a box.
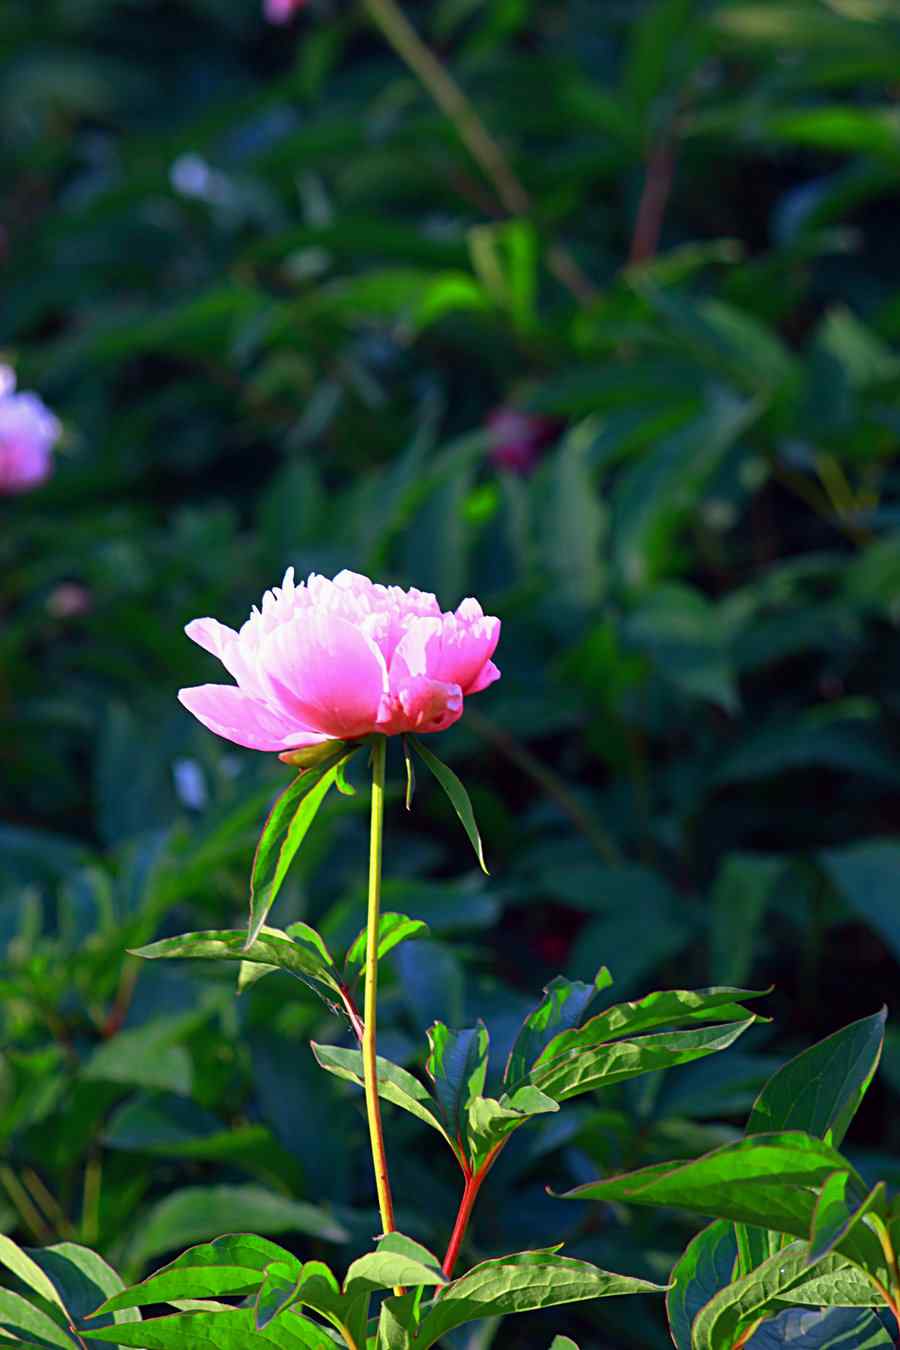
[360,0,596,306]
[363,736,396,1240]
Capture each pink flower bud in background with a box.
[0,366,61,496]
[47,583,92,620]
[487,406,562,475]
[264,0,306,22]
[179,569,501,752]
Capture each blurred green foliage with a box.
[4,0,900,1344]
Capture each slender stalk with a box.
[363,736,397,1240]
[361,0,596,306]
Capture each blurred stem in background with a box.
[361,0,597,305]
[362,735,397,1250]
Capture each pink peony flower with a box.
[0,366,61,495]
[487,406,561,475]
[264,0,306,22]
[179,569,501,752]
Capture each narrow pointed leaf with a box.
[559,1132,862,1237]
[344,914,430,980]
[0,1233,66,1312]
[531,1018,758,1102]
[746,1009,886,1146]
[736,1009,887,1275]
[505,972,609,1089]
[0,1289,72,1348]
[411,738,488,874]
[248,755,352,947]
[94,1235,300,1315]
[666,1220,738,1350]
[535,986,769,1069]
[88,1305,339,1346]
[809,1175,887,1266]
[310,1042,451,1146]
[414,1252,667,1348]
[131,928,341,998]
[238,922,336,995]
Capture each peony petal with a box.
[391,612,501,695]
[259,610,389,739]
[185,617,238,659]
[178,684,326,752]
[379,676,463,735]
[466,659,501,694]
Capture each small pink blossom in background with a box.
[487,406,562,475]
[47,583,92,620]
[179,569,500,751]
[264,0,306,22]
[0,366,61,496]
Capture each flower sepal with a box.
[278,740,352,769]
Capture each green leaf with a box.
[255,1261,303,1330]
[808,1175,887,1266]
[88,1305,339,1347]
[410,738,488,874]
[0,1289,73,1348]
[746,1009,886,1146]
[533,986,768,1067]
[776,1258,888,1308]
[125,1187,349,1270]
[746,1309,896,1347]
[735,1009,885,1278]
[548,1340,579,1350]
[531,1018,758,1102]
[504,972,610,1090]
[465,1086,560,1172]
[426,1022,490,1142]
[0,1232,67,1312]
[248,756,351,947]
[95,1235,300,1315]
[18,1242,143,1346]
[691,1241,837,1350]
[292,1259,368,1348]
[666,1220,738,1350]
[344,914,430,981]
[310,1043,451,1146]
[559,1132,862,1237]
[131,928,342,1000]
[344,1233,446,1297]
[414,1252,667,1348]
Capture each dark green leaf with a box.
[505,971,611,1089]
[248,756,351,947]
[666,1220,738,1350]
[426,1021,489,1141]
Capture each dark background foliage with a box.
[3,0,900,1344]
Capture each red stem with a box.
[629,132,677,266]
[338,983,365,1045]
[442,1144,503,1278]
